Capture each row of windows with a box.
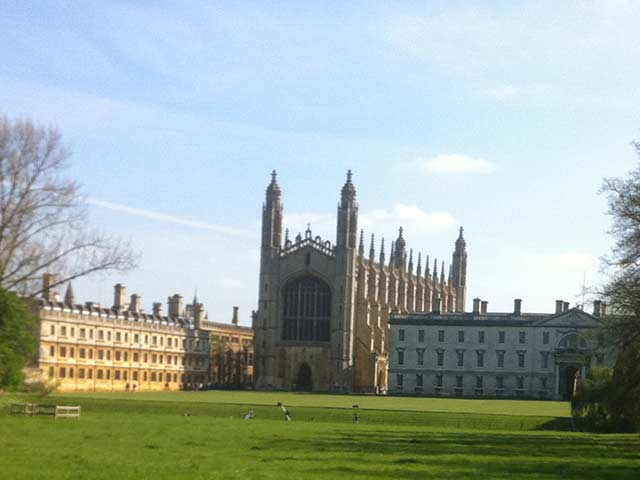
[398,329,551,345]
[50,366,185,383]
[210,335,252,345]
[49,347,207,367]
[396,374,548,391]
[397,349,550,369]
[47,325,208,350]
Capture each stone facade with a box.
[29,276,254,392]
[253,171,467,392]
[388,299,614,400]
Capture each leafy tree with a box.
[0,287,36,388]
[0,116,137,296]
[571,367,616,431]
[592,140,640,431]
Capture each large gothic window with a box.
[282,276,331,342]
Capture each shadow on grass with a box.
[254,429,640,480]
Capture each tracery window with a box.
[282,276,331,341]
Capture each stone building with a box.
[388,298,613,400]
[30,275,253,392]
[253,171,467,392]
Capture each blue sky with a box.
[2,1,640,324]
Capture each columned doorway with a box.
[559,364,580,400]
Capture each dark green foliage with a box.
[592,143,640,431]
[608,346,640,431]
[571,368,617,431]
[0,288,36,388]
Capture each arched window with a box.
[558,333,590,350]
[282,276,331,341]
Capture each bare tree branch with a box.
[0,116,138,296]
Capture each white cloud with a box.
[361,204,456,236]
[416,154,495,175]
[283,204,456,246]
[89,198,254,237]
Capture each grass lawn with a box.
[48,390,571,417]
[1,391,638,479]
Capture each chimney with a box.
[514,298,522,316]
[113,284,126,311]
[152,302,162,316]
[563,301,570,312]
[232,306,239,325]
[481,300,488,314]
[167,294,184,318]
[433,297,442,314]
[601,302,607,317]
[472,298,481,314]
[129,294,141,314]
[42,273,56,301]
[193,302,205,328]
[555,300,563,314]
[592,300,602,317]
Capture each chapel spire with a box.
[336,170,358,249]
[261,170,283,250]
[451,225,468,312]
[408,249,414,274]
[369,233,375,263]
[64,282,75,306]
[394,227,406,270]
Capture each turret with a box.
[336,170,358,249]
[408,249,414,275]
[451,226,468,312]
[261,170,283,251]
[369,233,375,265]
[64,282,75,306]
[433,258,438,283]
[379,237,386,266]
[334,170,359,386]
[358,229,365,258]
[394,227,406,270]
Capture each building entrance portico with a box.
[557,363,581,400]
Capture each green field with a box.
[1,391,638,479]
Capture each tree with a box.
[594,140,640,430]
[0,116,137,296]
[0,287,36,388]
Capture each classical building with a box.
[29,274,253,392]
[388,298,613,400]
[253,171,467,392]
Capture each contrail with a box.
[88,198,254,237]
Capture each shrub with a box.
[0,289,36,389]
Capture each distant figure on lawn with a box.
[244,410,255,420]
[277,402,292,421]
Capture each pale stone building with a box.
[253,171,467,392]
[388,298,613,400]
[30,275,253,392]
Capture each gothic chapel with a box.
[253,171,468,392]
